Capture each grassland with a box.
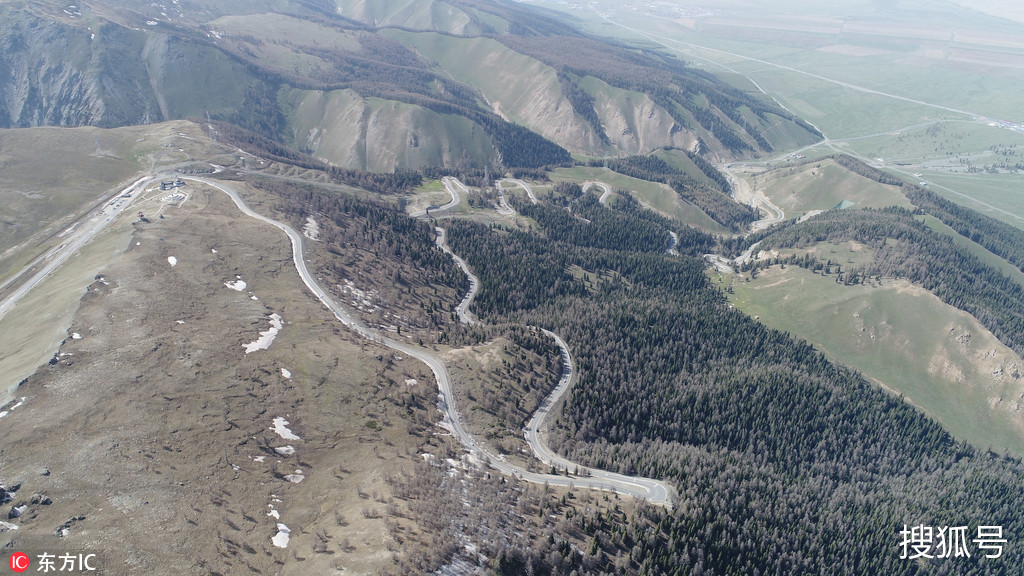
[726,264,1024,456]
[917,214,1024,286]
[282,88,495,172]
[0,212,135,405]
[558,0,1024,231]
[382,30,602,155]
[0,183,446,575]
[550,166,731,233]
[742,158,913,219]
[0,122,196,270]
[208,13,361,50]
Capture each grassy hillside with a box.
[282,88,495,171]
[0,122,207,274]
[551,166,730,233]
[745,158,914,219]
[575,75,693,155]
[386,30,604,155]
[728,263,1024,456]
[335,0,485,35]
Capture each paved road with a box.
[584,181,612,205]
[497,178,538,205]
[410,176,463,218]
[194,176,676,507]
[432,209,676,506]
[434,227,479,325]
[749,195,785,231]
[0,176,155,323]
[667,231,680,256]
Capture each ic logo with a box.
[8,552,29,573]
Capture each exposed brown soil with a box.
[0,185,437,575]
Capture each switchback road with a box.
[196,176,676,507]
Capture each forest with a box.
[586,154,756,231]
[740,207,1024,357]
[440,190,1024,575]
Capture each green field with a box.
[558,1,1024,231]
[746,158,912,219]
[727,264,1024,456]
[550,166,730,233]
[917,214,1024,286]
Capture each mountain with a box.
[0,0,821,172]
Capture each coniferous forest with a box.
[440,189,1024,575]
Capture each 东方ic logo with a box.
[8,552,30,573]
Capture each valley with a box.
[2,0,1024,574]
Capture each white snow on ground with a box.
[302,216,320,241]
[271,417,301,440]
[275,446,295,456]
[176,320,185,324]
[211,248,218,254]
[167,256,177,267]
[281,368,292,379]
[271,524,291,548]
[243,314,283,354]
[339,279,380,312]
[283,473,305,483]
[224,279,247,291]
[252,455,266,463]
[71,333,82,339]
[0,521,18,531]
[250,295,258,301]
[405,378,418,386]
[0,397,26,420]
[268,508,280,519]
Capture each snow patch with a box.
[405,378,418,386]
[0,397,26,420]
[211,248,218,254]
[252,455,266,463]
[281,368,291,379]
[224,279,247,291]
[275,446,295,456]
[339,279,380,312]
[71,333,82,340]
[243,314,283,354]
[268,508,280,519]
[167,256,177,267]
[250,295,258,301]
[302,216,320,241]
[283,474,305,484]
[271,524,291,548]
[176,320,185,325]
[271,417,300,440]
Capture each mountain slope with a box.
[0,0,819,172]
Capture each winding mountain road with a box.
[497,178,538,205]
[194,177,676,507]
[584,181,613,205]
[410,176,464,218]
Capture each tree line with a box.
[441,191,1024,574]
